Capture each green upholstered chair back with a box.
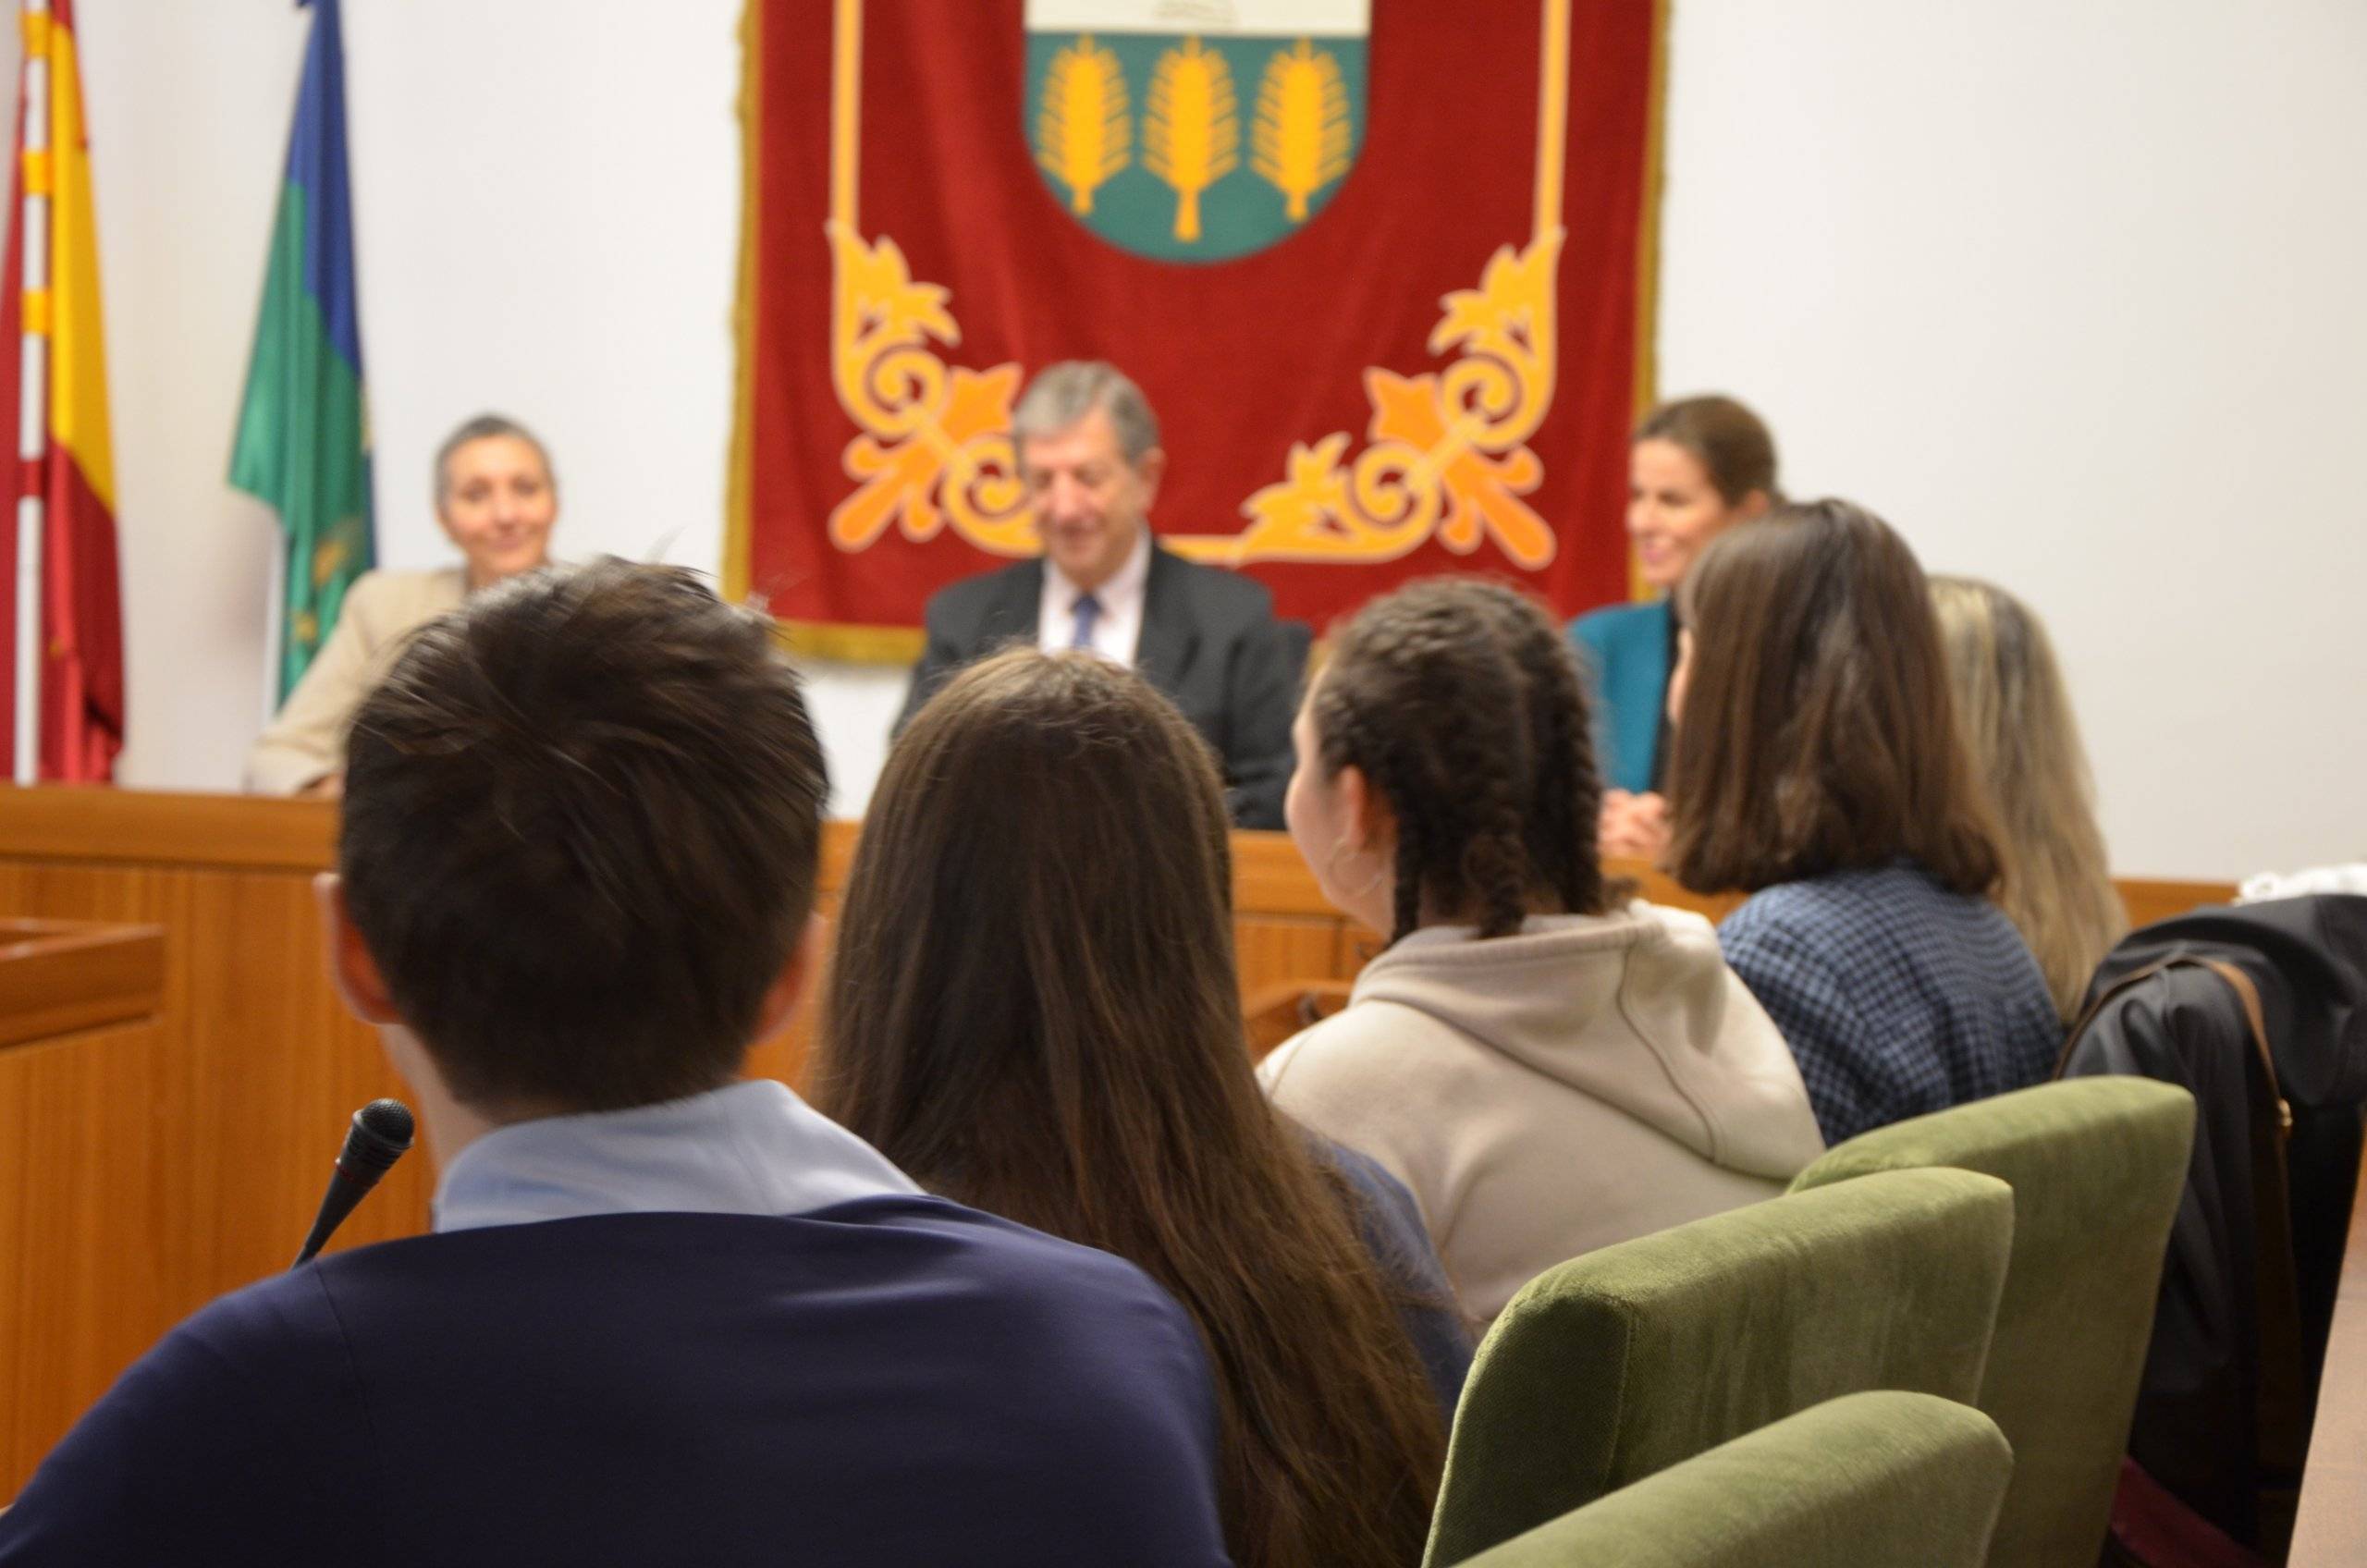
[1423,1168,2014,1567]
[1455,1390,2014,1568]
[1788,1078,2195,1568]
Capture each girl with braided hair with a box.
[1259,578,1823,1329]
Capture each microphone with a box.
[292,1098,416,1268]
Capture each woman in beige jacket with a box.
[1258,579,1824,1329]
[246,415,558,795]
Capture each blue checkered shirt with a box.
[1718,861,2064,1145]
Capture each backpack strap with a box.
[2056,957,2182,1078]
[2198,958,2309,1532]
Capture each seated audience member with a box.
[817,648,1464,1568]
[1257,579,1824,1329]
[1931,575,2128,1022]
[0,563,1231,1568]
[1571,394,1777,855]
[1667,501,2063,1145]
[893,361,1297,827]
[245,413,560,797]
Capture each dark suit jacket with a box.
[896,545,1299,828]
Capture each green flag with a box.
[230,0,372,701]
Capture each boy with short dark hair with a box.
[0,561,1231,1567]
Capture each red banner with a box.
[730,0,1662,659]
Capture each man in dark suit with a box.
[896,361,1297,828]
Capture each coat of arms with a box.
[1024,0,1371,263]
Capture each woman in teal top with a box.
[1571,395,1777,845]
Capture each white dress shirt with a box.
[1037,528,1151,667]
[433,1077,920,1233]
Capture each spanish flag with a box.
[0,0,125,781]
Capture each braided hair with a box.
[1310,578,1611,944]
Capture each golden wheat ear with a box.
[1036,35,1131,215]
[1252,40,1352,223]
[1145,36,1240,242]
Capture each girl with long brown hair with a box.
[815,648,1464,1568]
[1666,500,2064,1145]
[1261,578,1822,1329]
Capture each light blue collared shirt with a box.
[435,1078,921,1234]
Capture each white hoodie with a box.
[1258,901,1826,1329]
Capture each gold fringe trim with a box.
[722,0,762,603]
[772,619,926,667]
[1628,0,1671,604]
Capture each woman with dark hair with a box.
[1666,500,2063,1145]
[815,648,1464,1568]
[1570,395,1777,854]
[1259,578,1823,1329]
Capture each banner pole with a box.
[260,533,284,726]
[13,0,50,786]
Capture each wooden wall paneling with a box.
[1235,916,1349,1006]
[0,858,426,1339]
[745,1011,816,1095]
[0,1020,166,1500]
[742,881,846,1096]
[2118,878,2243,930]
[157,866,424,1309]
[0,788,335,870]
[1230,830,1344,918]
[1335,923,1381,977]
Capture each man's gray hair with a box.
[1011,361,1160,466]
[434,413,555,504]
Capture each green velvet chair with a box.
[1788,1077,2195,1568]
[1456,1390,2014,1568]
[1424,1167,2015,1567]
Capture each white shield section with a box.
[1024,0,1369,39]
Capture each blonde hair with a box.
[1929,577,2127,1019]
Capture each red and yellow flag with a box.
[0,0,124,779]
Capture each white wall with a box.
[66,0,2367,875]
[75,0,764,791]
[1655,0,2367,878]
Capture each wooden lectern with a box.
[0,916,166,1499]
[0,790,420,1499]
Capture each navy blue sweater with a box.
[0,1195,1232,1567]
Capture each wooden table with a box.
[0,786,2238,1499]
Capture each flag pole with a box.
[13,0,50,785]
[261,529,284,724]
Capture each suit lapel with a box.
[987,558,1046,648]
[1135,545,1199,691]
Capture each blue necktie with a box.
[1070,593,1103,651]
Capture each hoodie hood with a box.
[1349,902,1823,1179]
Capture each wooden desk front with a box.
[0,787,2238,1498]
[0,918,166,1501]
